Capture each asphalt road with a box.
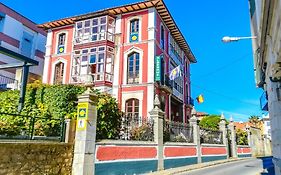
[177,159,264,175]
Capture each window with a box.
[129,19,139,42]
[125,98,139,117]
[75,16,115,44]
[71,46,114,83]
[54,62,64,84]
[160,25,165,50]
[57,33,66,54]
[127,52,140,84]
[0,12,5,32]
[21,31,33,57]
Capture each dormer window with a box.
[57,33,66,54]
[129,19,139,42]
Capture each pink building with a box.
[39,0,196,121]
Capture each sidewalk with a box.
[147,158,254,175]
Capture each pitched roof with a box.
[38,0,196,63]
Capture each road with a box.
[177,159,264,175]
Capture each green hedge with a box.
[0,81,122,139]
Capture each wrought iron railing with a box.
[119,115,154,141]
[200,127,223,144]
[164,121,193,143]
[0,74,18,90]
[0,112,66,141]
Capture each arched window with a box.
[125,98,139,117]
[129,19,139,42]
[57,33,66,54]
[127,52,140,84]
[54,62,64,84]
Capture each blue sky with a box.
[1,0,265,121]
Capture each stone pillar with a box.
[228,116,237,158]
[64,118,76,143]
[189,107,201,163]
[219,113,229,158]
[149,94,165,171]
[72,88,98,175]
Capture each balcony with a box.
[159,75,173,92]
[0,74,18,91]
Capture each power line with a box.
[194,52,252,79]
[192,83,259,107]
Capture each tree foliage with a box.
[0,81,122,139]
[236,129,248,145]
[199,115,221,130]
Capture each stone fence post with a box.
[228,117,237,158]
[64,118,76,143]
[189,107,201,163]
[149,94,165,171]
[219,113,229,158]
[72,88,98,175]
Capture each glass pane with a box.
[127,100,133,106]
[84,28,90,35]
[100,17,106,24]
[90,48,97,52]
[92,27,98,34]
[90,55,96,64]
[106,63,111,73]
[100,25,106,32]
[99,47,105,51]
[127,106,132,112]
[82,56,88,62]
[98,64,104,72]
[98,53,104,62]
[85,20,90,27]
[93,18,98,25]
[99,33,105,40]
[74,50,80,54]
[82,49,88,54]
[77,22,82,29]
[92,35,97,41]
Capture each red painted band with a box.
[237,147,251,154]
[164,147,197,157]
[96,146,157,161]
[35,49,45,59]
[0,32,20,48]
[201,147,227,155]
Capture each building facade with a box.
[39,0,196,121]
[249,0,281,173]
[0,3,46,89]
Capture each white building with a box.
[249,0,281,174]
[0,3,46,90]
[262,114,271,140]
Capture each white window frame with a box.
[55,31,68,54]
[127,16,142,43]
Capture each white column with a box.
[43,29,53,84]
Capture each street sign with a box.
[76,102,89,131]
[155,55,162,81]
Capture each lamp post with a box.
[222,36,257,43]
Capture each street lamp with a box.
[222,36,257,43]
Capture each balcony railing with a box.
[186,96,194,106]
[0,74,18,90]
[160,75,173,90]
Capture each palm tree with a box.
[248,115,261,128]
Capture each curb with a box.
[147,157,254,175]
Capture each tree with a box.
[249,115,261,128]
[199,115,221,130]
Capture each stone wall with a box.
[0,142,73,175]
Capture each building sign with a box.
[155,55,162,81]
[77,102,89,131]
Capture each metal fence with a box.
[0,112,66,141]
[119,115,154,141]
[0,74,18,90]
[200,127,223,144]
[164,121,193,143]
